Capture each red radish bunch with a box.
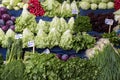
[28,0,45,16]
[114,0,120,10]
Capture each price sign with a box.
[105,19,114,25]
[28,41,35,54]
[105,19,114,34]
[43,49,50,54]
[72,9,78,14]
[15,34,23,39]
[28,41,34,47]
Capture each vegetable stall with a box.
[0,0,120,80]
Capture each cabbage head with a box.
[80,1,90,10]
[22,28,34,48]
[2,29,15,48]
[49,16,61,31]
[35,29,48,48]
[98,2,107,9]
[0,29,5,45]
[68,17,75,33]
[107,2,114,9]
[59,30,73,50]
[61,1,72,17]
[48,28,61,48]
[91,3,98,10]
[36,19,49,33]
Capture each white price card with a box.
[15,34,23,39]
[72,9,78,14]
[43,49,50,54]
[105,19,114,25]
[28,41,35,47]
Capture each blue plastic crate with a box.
[80,8,115,16]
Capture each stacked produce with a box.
[88,13,118,33]
[2,29,15,48]
[0,7,16,32]
[79,0,114,10]
[0,41,120,80]
[114,0,120,10]
[15,5,37,33]
[1,0,24,10]
[102,31,120,46]
[28,0,45,16]
[114,9,120,21]
[41,0,78,17]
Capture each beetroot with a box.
[114,0,120,10]
[28,0,45,16]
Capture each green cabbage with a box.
[101,0,110,3]
[81,0,91,3]
[15,8,37,33]
[91,3,98,10]
[90,0,101,4]
[49,16,61,31]
[59,30,73,50]
[48,28,61,48]
[35,29,48,48]
[98,2,107,9]
[22,28,34,48]
[114,9,120,15]
[61,1,72,17]
[68,17,75,32]
[0,29,5,45]
[41,0,61,17]
[10,0,21,6]
[36,19,49,33]
[71,1,79,14]
[2,0,10,6]
[60,17,68,33]
[107,2,114,9]
[2,29,15,48]
[80,1,90,10]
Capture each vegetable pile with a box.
[0,7,16,32]
[79,0,114,10]
[15,5,37,33]
[1,0,24,10]
[114,0,120,10]
[28,0,45,16]
[102,31,120,46]
[74,16,92,33]
[41,0,78,17]
[88,13,118,33]
[73,32,96,52]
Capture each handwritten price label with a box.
[15,34,23,39]
[28,41,35,47]
[105,19,114,25]
[72,9,78,14]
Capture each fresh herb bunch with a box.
[73,32,96,52]
[102,31,120,46]
[1,60,25,80]
[24,52,99,80]
[91,44,120,80]
[74,16,92,33]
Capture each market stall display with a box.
[0,0,120,80]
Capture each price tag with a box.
[43,49,50,54]
[72,9,78,14]
[15,34,23,39]
[28,41,34,47]
[105,19,114,25]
